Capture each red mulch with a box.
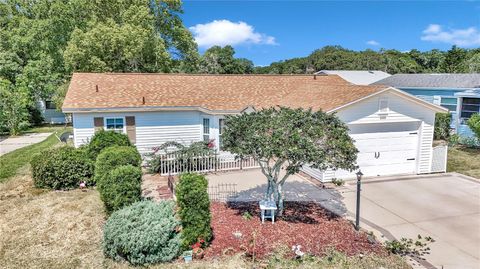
[204,201,385,259]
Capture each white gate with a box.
[431,145,448,173]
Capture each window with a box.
[105,118,124,133]
[378,97,388,113]
[202,118,210,142]
[440,97,458,112]
[461,98,480,120]
[45,101,56,110]
[219,119,225,150]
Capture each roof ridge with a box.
[73,72,328,77]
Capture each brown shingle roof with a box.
[62,73,388,113]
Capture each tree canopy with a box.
[0,0,198,134]
[222,107,358,215]
[254,45,480,74]
[198,45,254,74]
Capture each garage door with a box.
[334,122,420,178]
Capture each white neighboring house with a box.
[62,73,447,181]
[37,100,68,124]
[315,70,391,85]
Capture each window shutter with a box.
[125,116,136,144]
[93,117,104,132]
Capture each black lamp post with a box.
[355,170,363,231]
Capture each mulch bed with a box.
[204,201,386,259]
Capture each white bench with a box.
[259,200,277,224]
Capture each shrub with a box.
[97,165,142,214]
[31,146,94,189]
[103,200,181,265]
[94,146,141,185]
[434,113,451,140]
[175,173,212,250]
[331,178,345,186]
[87,130,132,159]
[467,113,480,140]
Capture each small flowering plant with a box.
[292,244,304,259]
[191,238,206,259]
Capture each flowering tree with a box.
[222,107,358,215]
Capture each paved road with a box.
[340,173,480,269]
[0,133,52,156]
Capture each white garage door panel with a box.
[342,122,420,178]
[354,136,418,152]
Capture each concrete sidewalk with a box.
[340,173,480,269]
[0,133,52,156]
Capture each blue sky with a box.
[181,1,480,66]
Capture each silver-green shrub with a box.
[103,200,181,265]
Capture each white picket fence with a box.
[431,145,448,173]
[155,152,259,175]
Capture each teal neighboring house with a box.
[373,74,480,138]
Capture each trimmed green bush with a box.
[31,146,94,189]
[175,173,212,250]
[467,113,480,140]
[94,146,141,185]
[87,130,132,159]
[434,113,451,140]
[103,200,181,265]
[98,165,142,214]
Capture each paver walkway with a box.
[141,173,173,201]
[0,133,52,156]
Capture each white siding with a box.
[73,111,209,155]
[305,91,438,182]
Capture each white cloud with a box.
[366,40,380,46]
[421,24,480,47]
[189,20,277,48]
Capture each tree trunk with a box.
[276,183,285,216]
[265,179,273,200]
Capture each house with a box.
[37,100,68,124]
[315,70,391,85]
[373,74,480,138]
[62,73,447,181]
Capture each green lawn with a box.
[447,146,480,179]
[23,124,71,134]
[0,124,71,137]
[0,130,68,182]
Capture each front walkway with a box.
[0,133,52,156]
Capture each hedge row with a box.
[30,130,135,190]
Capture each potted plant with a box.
[182,250,193,263]
[191,238,206,259]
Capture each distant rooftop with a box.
[315,70,391,85]
[372,73,480,88]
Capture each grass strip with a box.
[0,131,65,182]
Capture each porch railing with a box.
[155,152,259,176]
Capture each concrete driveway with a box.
[207,170,480,268]
[340,173,480,269]
[0,133,52,156]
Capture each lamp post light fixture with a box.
[355,170,363,231]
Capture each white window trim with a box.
[378,97,389,115]
[202,118,210,142]
[104,117,126,134]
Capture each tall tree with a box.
[441,46,468,73]
[198,45,254,74]
[222,107,358,215]
[0,0,198,134]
